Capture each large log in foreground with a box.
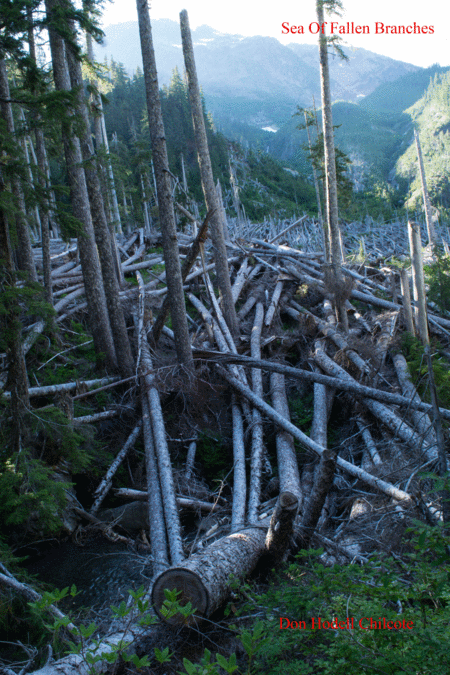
[152,492,297,625]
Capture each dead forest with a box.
[2,2,450,674]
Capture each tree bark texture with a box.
[136,0,193,369]
[64,36,134,377]
[152,525,268,624]
[296,447,337,550]
[45,0,117,369]
[264,491,299,567]
[179,9,238,337]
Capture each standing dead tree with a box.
[136,0,193,370]
[179,9,239,337]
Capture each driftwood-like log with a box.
[270,372,302,500]
[314,348,437,460]
[231,397,246,530]
[248,303,265,523]
[400,268,415,335]
[265,280,283,327]
[392,352,436,449]
[90,421,143,515]
[137,274,184,565]
[185,440,197,481]
[355,417,382,466]
[0,568,76,632]
[1,376,118,399]
[231,258,249,303]
[217,366,413,503]
[142,394,169,575]
[114,488,221,513]
[194,351,450,422]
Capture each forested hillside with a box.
[100,62,316,222]
[396,70,450,211]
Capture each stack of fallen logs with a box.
[5,219,450,675]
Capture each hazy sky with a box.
[100,0,448,68]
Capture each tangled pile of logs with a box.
[3,216,450,675]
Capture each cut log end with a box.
[152,567,208,625]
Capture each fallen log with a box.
[152,491,297,625]
[248,303,265,523]
[114,488,221,513]
[217,366,413,504]
[1,376,118,399]
[313,348,437,461]
[90,421,143,515]
[270,372,302,500]
[231,397,246,530]
[193,350,450,422]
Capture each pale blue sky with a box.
[100,0,448,68]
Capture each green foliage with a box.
[0,449,67,532]
[424,251,450,314]
[196,430,231,483]
[402,333,450,408]
[289,392,314,435]
[250,525,450,675]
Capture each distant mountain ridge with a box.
[96,19,420,134]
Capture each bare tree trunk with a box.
[316,1,347,330]
[141,394,169,575]
[408,220,429,344]
[400,268,415,335]
[248,303,265,523]
[0,60,37,283]
[270,372,302,499]
[45,0,117,369]
[136,0,193,370]
[27,15,54,308]
[179,10,238,337]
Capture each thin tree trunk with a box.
[136,0,193,370]
[0,60,37,283]
[316,1,347,330]
[179,10,238,337]
[400,268,415,335]
[408,220,429,344]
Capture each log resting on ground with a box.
[152,492,296,625]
